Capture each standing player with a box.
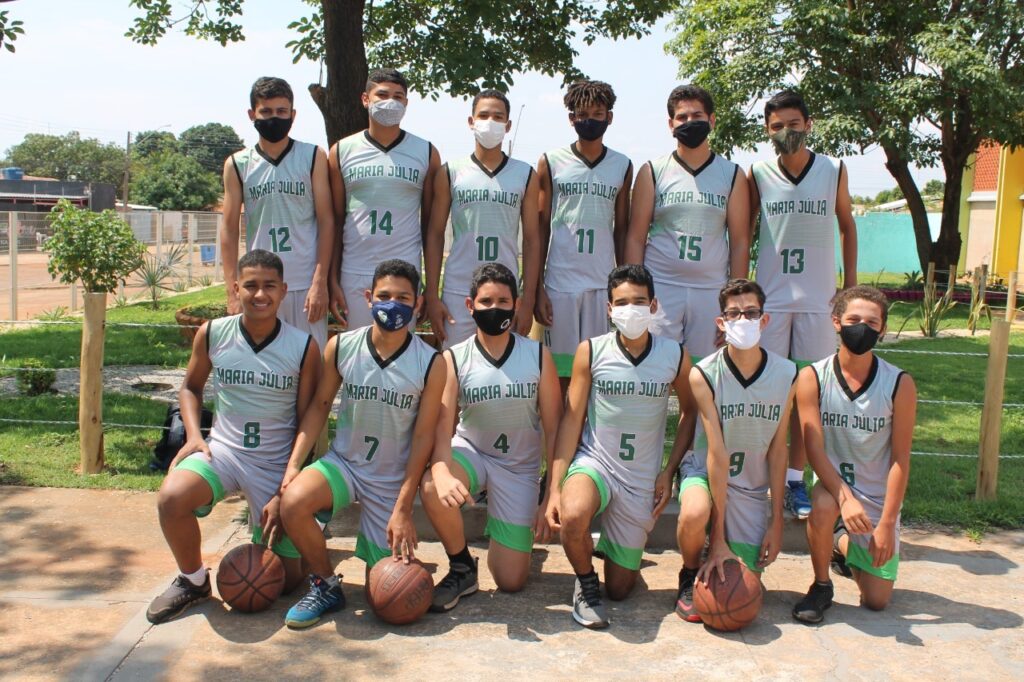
[424,90,541,347]
[147,250,319,624]
[545,265,696,629]
[421,263,562,611]
[624,84,749,359]
[536,80,633,388]
[749,90,858,519]
[793,286,916,623]
[330,69,441,329]
[278,259,445,629]
[222,76,334,351]
[676,279,795,622]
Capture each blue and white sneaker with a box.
[285,574,345,629]
[785,480,812,519]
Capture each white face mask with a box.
[610,304,653,340]
[724,318,761,350]
[472,118,507,149]
[369,99,406,127]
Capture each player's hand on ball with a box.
[304,280,328,323]
[328,284,348,329]
[758,518,783,568]
[260,495,283,549]
[869,521,896,568]
[840,495,874,535]
[169,438,211,470]
[387,509,418,564]
[533,288,553,327]
[698,542,739,585]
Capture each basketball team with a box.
[147,70,918,631]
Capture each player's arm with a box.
[282,336,343,489]
[691,366,738,583]
[836,163,858,289]
[544,341,592,531]
[429,350,468,506]
[327,142,348,324]
[423,164,454,344]
[613,162,634,264]
[534,345,565,542]
[171,322,214,468]
[654,349,697,518]
[872,373,916,567]
[760,382,796,568]
[534,155,554,326]
[221,157,243,315]
[305,147,335,323]
[726,168,751,279]
[515,170,542,336]
[389,352,447,562]
[420,145,443,249]
[623,162,653,265]
[746,165,761,246]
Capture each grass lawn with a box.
[0,286,224,369]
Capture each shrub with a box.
[16,359,56,396]
[44,199,146,293]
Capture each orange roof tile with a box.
[973,142,1001,192]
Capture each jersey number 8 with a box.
[243,421,261,448]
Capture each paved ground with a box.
[1,485,1022,681]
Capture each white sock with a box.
[324,574,340,588]
[787,468,804,484]
[181,566,207,586]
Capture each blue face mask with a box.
[371,300,414,331]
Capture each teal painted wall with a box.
[835,213,941,274]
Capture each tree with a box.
[124,1,669,144]
[132,150,221,210]
[669,0,1024,276]
[875,187,905,205]
[132,130,179,158]
[0,7,24,54]
[923,179,945,197]
[2,132,125,186]
[44,199,146,293]
[179,122,243,174]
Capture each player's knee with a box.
[558,502,591,537]
[157,485,193,519]
[605,578,635,602]
[494,572,528,593]
[280,486,313,521]
[678,501,711,531]
[861,592,891,611]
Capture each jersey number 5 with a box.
[618,433,636,461]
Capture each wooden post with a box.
[79,292,107,474]
[926,261,936,293]
[8,212,17,320]
[1006,271,1018,323]
[187,213,195,285]
[976,318,1011,501]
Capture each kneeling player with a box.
[279,259,445,629]
[421,263,562,611]
[147,250,319,624]
[793,286,916,623]
[677,279,795,621]
[546,264,696,629]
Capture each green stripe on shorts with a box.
[485,515,534,553]
[356,532,391,567]
[251,526,301,559]
[564,462,609,515]
[451,449,480,495]
[678,475,710,503]
[552,353,574,378]
[175,456,224,518]
[728,540,764,574]
[308,458,352,524]
[596,535,643,571]
[846,542,899,581]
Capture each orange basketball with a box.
[366,559,433,625]
[693,559,763,631]
[216,543,285,613]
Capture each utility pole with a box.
[121,131,132,211]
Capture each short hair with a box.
[667,84,715,117]
[607,264,655,302]
[764,90,809,121]
[366,68,408,93]
[564,80,617,114]
[832,285,889,326]
[371,258,419,296]
[472,89,511,117]
[469,263,518,302]
[238,249,284,279]
[718,278,766,311]
[249,77,294,109]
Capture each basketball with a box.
[366,558,433,625]
[693,559,763,631]
[216,543,285,613]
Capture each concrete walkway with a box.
[1,485,1022,681]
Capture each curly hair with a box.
[563,80,616,114]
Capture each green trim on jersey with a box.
[356,532,391,567]
[792,358,815,370]
[485,516,534,553]
[846,543,899,581]
[596,535,643,571]
[553,352,575,378]
[564,462,609,515]
[451,449,480,495]
[251,526,301,560]
[177,457,225,518]
[309,458,352,524]
[729,540,764,574]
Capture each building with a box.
[960,143,1024,281]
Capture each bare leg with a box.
[488,541,531,593]
[559,474,601,575]
[676,485,711,570]
[279,469,335,578]
[157,469,215,574]
[807,484,839,583]
[604,560,639,601]
[420,466,472,554]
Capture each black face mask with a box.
[673,120,711,149]
[573,118,609,142]
[472,306,515,336]
[253,116,294,143]
[840,322,881,355]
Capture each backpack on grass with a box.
[150,403,213,471]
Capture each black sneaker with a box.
[792,581,834,624]
[831,519,854,579]
[146,572,211,624]
[429,559,479,612]
[675,567,701,622]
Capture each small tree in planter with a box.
[44,199,146,473]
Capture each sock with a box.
[787,468,805,484]
[576,568,598,581]
[815,579,833,587]
[448,545,474,571]
[181,566,207,586]
[324,574,340,589]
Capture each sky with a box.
[1,1,943,196]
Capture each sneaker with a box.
[674,567,701,623]
[285,575,346,629]
[572,572,609,629]
[146,572,211,624]
[792,581,834,624]
[831,519,853,579]
[429,559,479,613]
[785,480,812,519]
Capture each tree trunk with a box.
[934,161,966,279]
[882,148,932,275]
[311,0,369,146]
